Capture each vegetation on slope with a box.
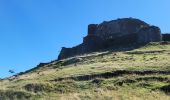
[0,42,170,100]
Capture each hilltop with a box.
[58,18,162,60]
[0,18,170,100]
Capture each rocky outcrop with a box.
[162,34,170,41]
[137,26,162,43]
[90,18,149,40]
[58,18,162,60]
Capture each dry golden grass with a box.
[0,42,170,100]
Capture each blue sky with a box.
[0,0,170,78]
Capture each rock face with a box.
[162,34,170,41]
[137,26,162,43]
[58,18,162,60]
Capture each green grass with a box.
[0,42,170,100]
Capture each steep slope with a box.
[0,42,170,100]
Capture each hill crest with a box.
[58,18,162,60]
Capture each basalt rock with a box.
[58,18,162,60]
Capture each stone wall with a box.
[58,18,162,60]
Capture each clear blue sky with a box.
[0,0,170,78]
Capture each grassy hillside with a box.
[0,42,170,100]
